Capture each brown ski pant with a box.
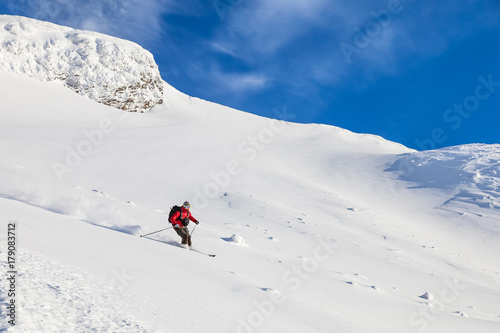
[175,227,191,246]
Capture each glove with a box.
[173,224,180,228]
[195,220,199,225]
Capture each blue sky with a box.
[1,0,500,150]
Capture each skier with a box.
[169,201,199,247]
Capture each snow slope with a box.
[391,144,500,212]
[0,15,163,113]
[1,73,500,331]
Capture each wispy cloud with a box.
[7,0,499,111]
[214,71,269,92]
[207,0,403,94]
[194,63,269,95]
[7,0,171,46]
[207,0,500,90]
[214,0,335,57]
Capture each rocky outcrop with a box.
[0,15,163,112]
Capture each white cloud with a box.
[209,0,406,89]
[8,0,171,46]
[216,0,335,56]
[211,69,269,92]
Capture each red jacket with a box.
[170,207,197,227]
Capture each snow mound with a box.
[388,144,500,211]
[223,234,248,246]
[419,292,434,300]
[0,15,163,112]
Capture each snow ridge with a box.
[390,143,500,210]
[0,15,163,113]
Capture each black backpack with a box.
[168,205,182,224]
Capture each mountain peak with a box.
[0,15,163,112]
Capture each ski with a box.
[190,248,216,257]
[139,235,215,256]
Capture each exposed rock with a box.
[0,15,163,112]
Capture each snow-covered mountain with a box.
[1,15,500,333]
[0,15,163,113]
[391,144,500,211]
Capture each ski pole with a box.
[190,224,197,237]
[140,226,172,238]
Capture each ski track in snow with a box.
[0,246,161,333]
[1,18,500,332]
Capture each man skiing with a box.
[169,201,199,247]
